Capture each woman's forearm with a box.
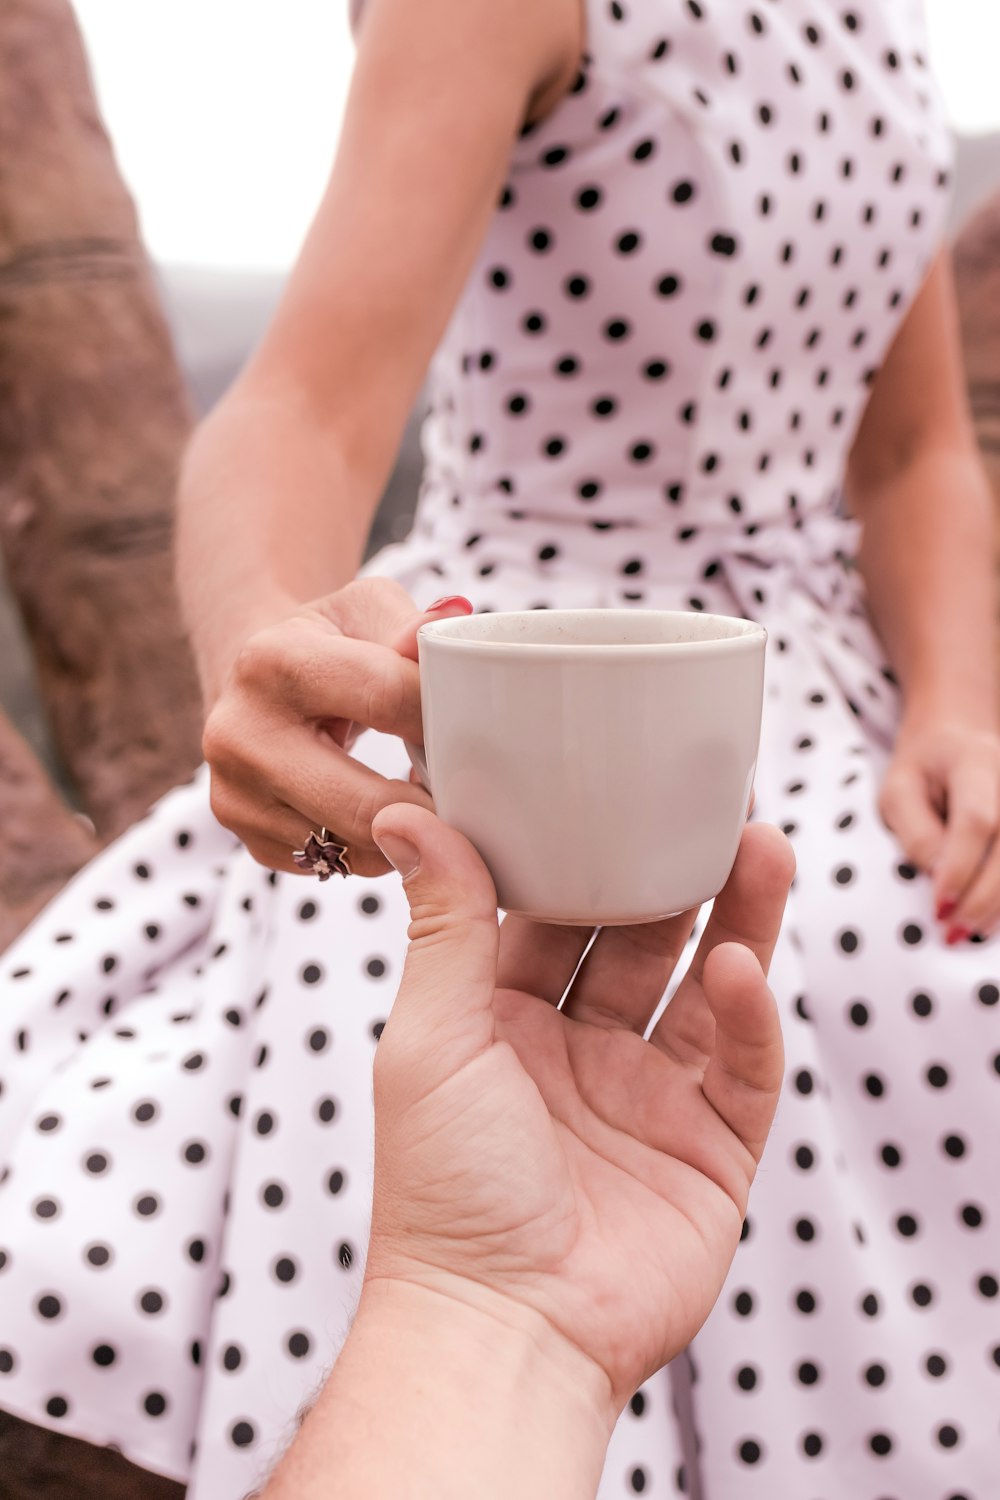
[260,1278,613,1500]
[175,383,379,706]
[855,443,999,728]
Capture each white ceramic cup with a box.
[411,609,766,925]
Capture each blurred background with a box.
[3,0,1000,782]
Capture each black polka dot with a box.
[231,1421,255,1448]
[144,1392,167,1416]
[46,1397,68,1419]
[37,1294,62,1319]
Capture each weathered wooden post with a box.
[0,0,203,941]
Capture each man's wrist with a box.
[356,1270,618,1433]
[274,1271,617,1500]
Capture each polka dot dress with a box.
[3,3,998,1496]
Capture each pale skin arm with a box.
[847,250,1000,937]
[176,0,581,705]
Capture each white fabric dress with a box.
[3,3,998,1497]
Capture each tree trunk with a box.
[0,713,98,949]
[0,0,202,888]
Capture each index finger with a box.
[251,632,426,743]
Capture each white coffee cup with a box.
[412,609,766,925]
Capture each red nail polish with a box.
[426,595,474,614]
[937,898,957,922]
[946,925,971,947]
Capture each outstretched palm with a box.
[369,813,793,1411]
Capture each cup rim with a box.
[418,608,767,655]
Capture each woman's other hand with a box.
[364,803,794,1415]
[202,581,471,876]
[880,715,1000,941]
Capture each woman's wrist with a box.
[899,671,1000,737]
[262,1273,616,1500]
[187,584,300,710]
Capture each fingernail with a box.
[373,830,421,880]
[426,595,474,614]
[937,898,957,922]
[946,925,972,947]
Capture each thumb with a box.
[390,595,474,662]
[372,802,500,1055]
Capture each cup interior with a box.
[419,608,765,652]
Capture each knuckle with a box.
[340,777,383,842]
[231,628,283,690]
[208,775,242,836]
[202,704,240,774]
[242,836,284,874]
[363,659,407,730]
[962,806,995,840]
[877,781,903,829]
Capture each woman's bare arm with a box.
[176,0,582,703]
[848,250,1000,931]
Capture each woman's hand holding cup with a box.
[201,579,471,876]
